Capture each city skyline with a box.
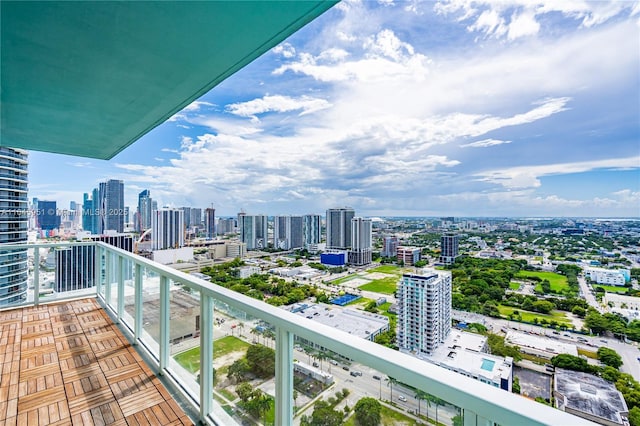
[27,1,639,217]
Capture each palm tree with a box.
[238,321,245,337]
[415,390,428,418]
[316,352,327,371]
[385,376,397,401]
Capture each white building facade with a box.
[348,217,372,266]
[152,208,184,250]
[397,269,452,356]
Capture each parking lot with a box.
[514,366,551,401]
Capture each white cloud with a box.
[461,138,512,148]
[476,157,640,189]
[225,95,332,119]
[435,1,637,40]
[67,161,94,168]
[272,42,296,58]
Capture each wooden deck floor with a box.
[0,298,195,426]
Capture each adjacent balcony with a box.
[0,241,594,425]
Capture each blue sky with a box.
[29,0,640,218]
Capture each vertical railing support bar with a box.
[105,250,112,306]
[116,255,124,322]
[33,247,40,306]
[159,275,170,373]
[134,263,142,343]
[95,244,103,297]
[275,326,293,426]
[199,291,213,422]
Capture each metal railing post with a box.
[117,255,124,322]
[33,247,40,306]
[105,250,112,306]
[95,244,103,297]
[159,275,170,373]
[275,326,293,426]
[134,263,142,343]
[199,291,213,422]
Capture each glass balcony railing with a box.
[0,241,596,425]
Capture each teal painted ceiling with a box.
[1,1,337,159]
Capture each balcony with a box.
[0,241,594,425]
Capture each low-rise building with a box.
[237,265,261,278]
[585,267,630,286]
[554,369,628,426]
[505,330,578,359]
[396,246,421,266]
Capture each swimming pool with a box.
[481,358,496,371]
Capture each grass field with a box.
[596,285,628,294]
[346,297,374,306]
[369,265,404,274]
[516,270,568,292]
[359,276,398,294]
[174,335,250,373]
[498,305,571,326]
[509,282,521,290]
[577,348,598,359]
[331,275,359,285]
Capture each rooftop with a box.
[0,298,193,425]
[555,369,628,425]
[506,330,578,357]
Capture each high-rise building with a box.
[152,208,184,250]
[381,235,398,258]
[326,207,354,249]
[274,215,303,250]
[348,217,372,266]
[137,190,153,233]
[181,207,191,229]
[239,214,268,250]
[205,207,215,239]
[190,208,202,230]
[98,179,125,233]
[217,218,235,235]
[440,233,459,265]
[397,269,452,356]
[55,245,95,292]
[82,191,101,234]
[37,200,60,230]
[303,214,321,250]
[0,148,28,306]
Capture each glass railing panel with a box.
[29,244,96,304]
[139,267,161,357]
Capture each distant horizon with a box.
[27,1,640,218]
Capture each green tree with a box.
[354,397,382,426]
[452,414,463,426]
[532,300,555,314]
[598,347,623,369]
[551,354,596,373]
[228,358,250,383]
[236,382,253,402]
[246,344,276,378]
[571,306,586,318]
[629,406,640,426]
[512,376,521,394]
[303,400,343,426]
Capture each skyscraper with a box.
[216,218,235,235]
[381,235,398,258]
[0,148,28,305]
[190,208,202,230]
[274,215,303,250]
[397,269,452,356]
[239,214,268,250]
[37,200,60,231]
[303,214,321,249]
[205,207,215,239]
[348,217,372,266]
[99,179,124,233]
[152,208,184,250]
[55,245,95,292]
[326,207,354,249]
[181,206,191,229]
[137,190,153,232]
[440,233,459,265]
[82,188,102,234]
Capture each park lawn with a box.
[359,277,398,294]
[218,388,236,402]
[509,282,521,290]
[174,335,250,373]
[332,274,362,285]
[346,297,374,307]
[498,305,571,326]
[370,265,404,275]
[596,285,628,294]
[516,271,568,292]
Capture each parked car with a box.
[398,395,407,402]
[342,366,349,371]
[350,371,358,377]
[330,360,338,366]
[372,375,381,380]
